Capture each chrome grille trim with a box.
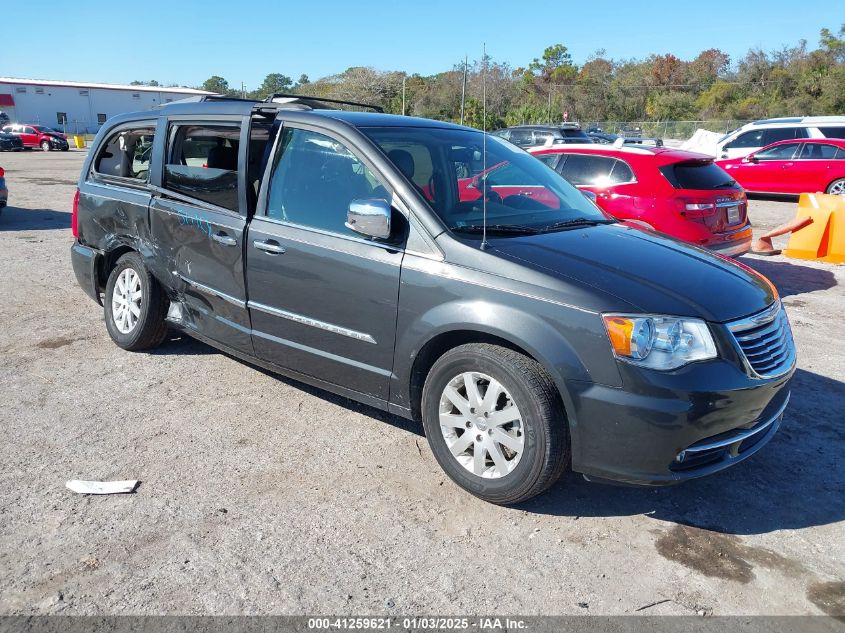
[727,302,795,379]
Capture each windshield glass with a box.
[362,126,608,234]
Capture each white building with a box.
[0,78,215,134]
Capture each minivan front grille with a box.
[728,302,795,378]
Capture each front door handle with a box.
[253,239,286,254]
[212,232,238,246]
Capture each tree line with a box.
[136,24,845,129]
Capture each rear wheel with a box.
[826,178,845,195]
[104,252,169,351]
[40,140,50,152]
[421,343,569,505]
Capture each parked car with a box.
[0,167,7,214]
[0,130,23,151]
[716,138,845,196]
[530,144,752,256]
[587,131,618,144]
[1,124,69,151]
[492,123,592,147]
[715,116,845,160]
[71,96,794,504]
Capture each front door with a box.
[148,117,252,353]
[246,125,403,401]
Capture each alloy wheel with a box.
[438,371,525,479]
[111,268,142,334]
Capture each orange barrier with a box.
[784,193,845,264]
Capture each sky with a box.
[2,0,841,90]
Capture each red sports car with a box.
[529,144,752,257]
[716,138,845,196]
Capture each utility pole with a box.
[547,85,553,124]
[460,56,468,126]
[402,75,406,116]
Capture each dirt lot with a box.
[0,150,843,617]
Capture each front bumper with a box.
[568,354,794,486]
[71,241,103,305]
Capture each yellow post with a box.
[73,135,86,149]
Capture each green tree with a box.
[201,76,231,95]
[252,73,293,100]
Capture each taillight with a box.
[678,199,716,218]
[72,189,80,238]
[0,167,5,178]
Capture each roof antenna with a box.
[481,42,489,251]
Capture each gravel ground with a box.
[0,150,843,617]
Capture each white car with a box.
[715,116,845,160]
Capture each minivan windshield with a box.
[362,126,610,236]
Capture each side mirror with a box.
[346,199,391,240]
[743,155,759,164]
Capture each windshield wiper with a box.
[451,224,542,235]
[542,218,617,232]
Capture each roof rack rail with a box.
[264,93,384,113]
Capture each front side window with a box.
[756,143,799,160]
[726,130,765,149]
[364,126,607,235]
[266,128,388,236]
[93,126,155,181]
[164,124,241,211]
[798,143,839,160]
[558,154,617,186]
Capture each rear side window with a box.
[608,159,635,184]
[819,127,845,140]
[93,126,155,182]
[762,127,807,145]
[798,143,839,160]
[660,160,739,190]
[558,154,616,186]
[164,124,241,212]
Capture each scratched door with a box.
[148,120,252,353]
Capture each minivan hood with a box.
[491,224,775,323]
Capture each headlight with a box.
[602,314,717,370]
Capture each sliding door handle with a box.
[253,240,286,254]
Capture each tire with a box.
[104,252,169,351]
[826,178,845,196]
[421,343,570,505]
[40,140,51,152]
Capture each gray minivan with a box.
[70,96,795,504]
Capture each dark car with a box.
[1,124,69,151]
[70,96,795,504]
[0,130,23,151]
[0,166,7,213]
[492,123,592,147]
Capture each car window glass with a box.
[756,144,799,160]
[533,132,554,145]
[536,154,559,168]
[608,159,635,184]
[798,143,839,160]
[726,130,764,149]
[559,154,615,186]
[763,127,805,145]
[164,124,241,211]
[93,127,155,181]
[509,130,533,145]
[24,127,36,134]
[266,128,389,236]
[487,162,532,186]
[819,127,845,140]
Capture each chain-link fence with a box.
[583,120,754,142]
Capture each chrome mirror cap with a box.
[346,198,391,240]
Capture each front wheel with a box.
[826,178,845,196]
[40,140,51,152]
[104,252,169,351]
[421,343,570,504]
